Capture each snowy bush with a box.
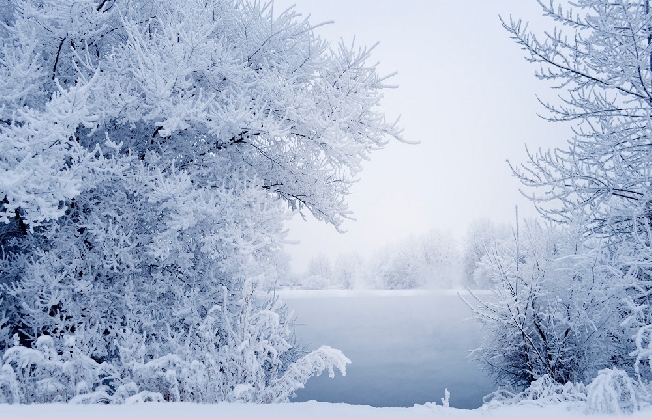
[466,221,630,388]
[0,335,110,404]
[0,332,350,404]
[484,369,649,414]
[586,369,640,414]
[0,278,352,404]
[484,374,587,408]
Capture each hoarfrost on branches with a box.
[473,0,652,406]
[0,0,398,403]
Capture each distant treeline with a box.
[283,219,512,290]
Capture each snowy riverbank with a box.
[2,401,652,419]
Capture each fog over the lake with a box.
[273,0,572,272]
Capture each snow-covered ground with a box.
[2,401,651,419]
[279,289,494,408]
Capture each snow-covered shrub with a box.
[466,221,630,388]
[586,368,640,414]
[0,335,112,404]
[0,279,351,404]
[484,374,587,408]
[0,334,350,404]
[0,362,20,404]
[484,368,648,414]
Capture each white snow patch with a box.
[0,401,651,419]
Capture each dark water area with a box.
[280,290,495,409]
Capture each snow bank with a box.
[1,401,651,419]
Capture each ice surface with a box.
[279,290,494,409]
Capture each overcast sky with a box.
[273,1,572,272]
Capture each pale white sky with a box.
[274,1,571,272]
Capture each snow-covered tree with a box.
[507,0,652,233]
[504,0,652,383]
[365,230,461,290]
[290,229,462,290]
[461,218,512,289]
[0,0,399,229]
[302,253,333,289]
[332,252,364,289]
[0,0,398,403]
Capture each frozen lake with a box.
[279,290,495,409]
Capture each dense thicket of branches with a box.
[0,0,399,403]
[467,221,631,388]
[470,0,652,393]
